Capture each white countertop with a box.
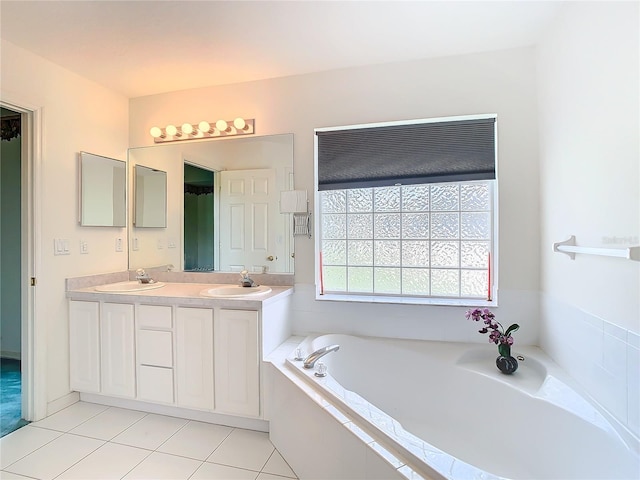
[67,282,294,308]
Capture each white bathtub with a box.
[286,334,639,480]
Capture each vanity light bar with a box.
[150,118,255,143]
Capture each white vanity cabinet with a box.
[136,305,174,404]
[176,307,214,410]
[69,301,135,399]
[214,309,260,417]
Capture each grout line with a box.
[50,434,107,479]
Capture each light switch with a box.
[54,239,71,255]
[115,237,123,252]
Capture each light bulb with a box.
[166,124,178,136]
[182,123,194,135]
[216,119,229,132]
[198,121,212,133]
[233,117,246,130]
[150,126,164,138]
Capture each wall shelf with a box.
[553,236,640,261]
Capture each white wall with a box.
[130,46,541,345]
[1,40,129,410]
[537,2,639,436]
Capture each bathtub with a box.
[284,334,639,480]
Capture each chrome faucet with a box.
[303,344,340,369]
[135,268,154,284]
[240,270,256,287]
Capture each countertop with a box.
[66,282,294,309]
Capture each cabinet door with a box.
[214,309,260,417]
[176,307,214,410]
[101,303,136,398]
[138,365,174,404]
[69,301,101,393]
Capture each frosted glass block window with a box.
[319,180,494,300]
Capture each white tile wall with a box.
[540,293,640,438]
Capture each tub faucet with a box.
[303,344,340,369]
[240,270,256,287]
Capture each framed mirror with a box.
[134,165,167,228]
[128,134,294,273]
[79,151,126,227]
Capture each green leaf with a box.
[505,324,520,337]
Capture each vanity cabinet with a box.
[69,301,135,399]
[136,305,174,404]
[69,299,264,419]
[214,309,260,417]
[176,307,214,410]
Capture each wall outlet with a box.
[132,237,139,251]
[115,237,123,252]
[80,240,88,254]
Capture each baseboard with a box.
[79,393,269,432]
[47,391,80,416]
[1,351,21,360]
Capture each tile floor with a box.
[0,402,298,480]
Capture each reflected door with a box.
[219,169,283,273]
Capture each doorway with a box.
[0,107,28,436]
[183,163,215,271]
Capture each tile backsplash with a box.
[540,293,639,439]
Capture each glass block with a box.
[347,213,373,239]
[322,214,346,239]
[401,185,429,211]
[461,212,491,240]
[374,240,401,266]
[321,190,346,213]
[374,186,400,212]
[431,213,459,239]
[461,241,490,268]
[323,266,346,292]
[401,268,430,295]
[431,269,460,297]
[431,184,459,211]
[402,213,429,239]
[401,241,429,267]
[461,270,488,297]
[431,241,459,267]
[347,240,373,266]
[461,183,490,211]
[348,267,373,293]
[374,267,401,294]
[347,188,373,213]
[321,240,346,265]
[374,213,401,238]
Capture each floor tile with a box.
[69,407,147,441]
[257,473,294,480]
[192,462,258,480]
[56,442,150,479]
[262,449,297,478]
[123,451,202,480]
[206,429,274,472]
[30,402,108,433]
[0,425,62,469]
[111,413,188,450]
[157,420,232,460]
[3,433,104,480]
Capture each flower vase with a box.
[496,344,518,374]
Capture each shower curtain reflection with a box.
[184,164,215,271]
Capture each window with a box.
[316,115,496,303]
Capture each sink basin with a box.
[200,285,272,298]
[94,281,166,293]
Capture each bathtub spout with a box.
[303,345,340,369]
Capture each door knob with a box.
[267,255,276,261]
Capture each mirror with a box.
[134,165,167,228]
[79,151,126,227]
[128,134,294,273]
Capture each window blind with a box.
[316,117,496,191]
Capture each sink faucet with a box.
[303,344,340,369]
[136,268,153,284]
[240,270,256,287]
